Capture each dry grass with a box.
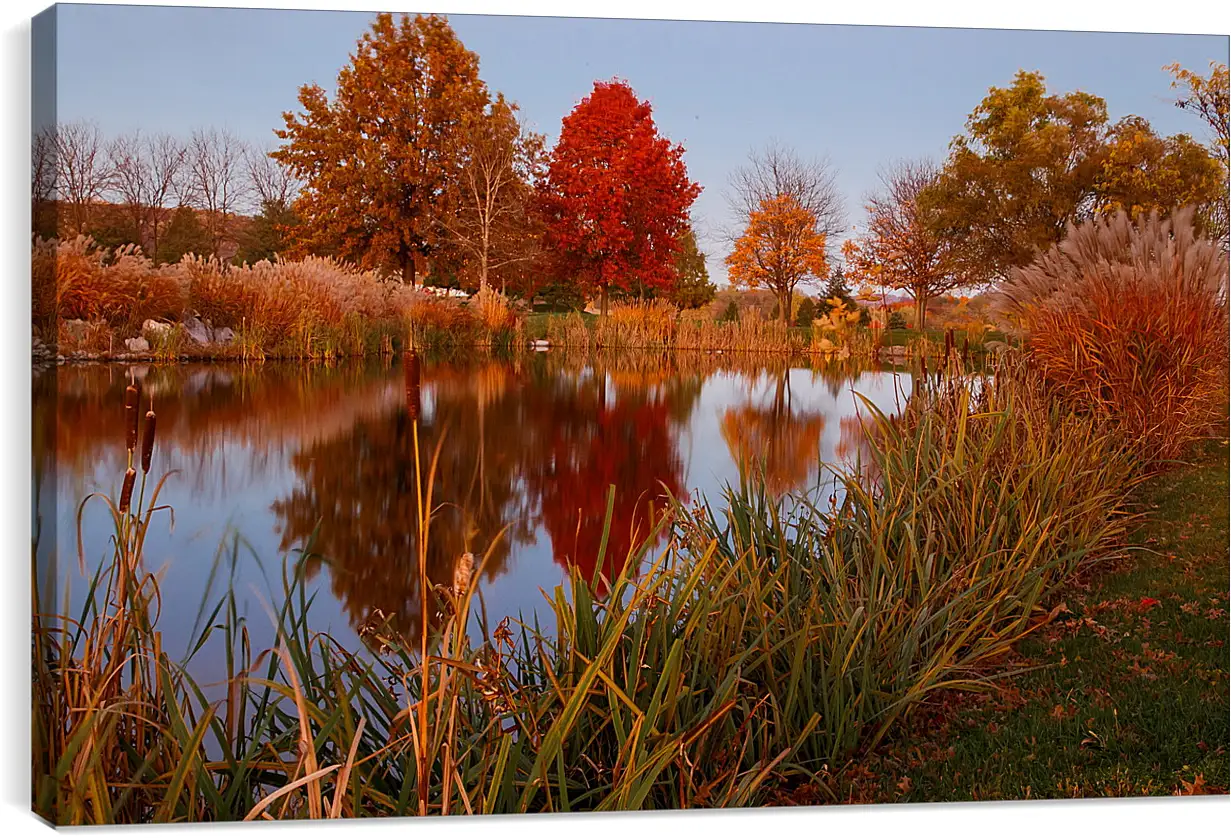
[674,307,802,352]
[33,236,186,337]
[1001,208,1230,465]
[595,300,679,348]
[31,237,511,357]
[467,287,526,347]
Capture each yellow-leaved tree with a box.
[725,194,828,325]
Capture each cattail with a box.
[404,350,421,390]
[140,409,157,473]
[119,467,136,514]
[124,384,139,451]
[920,352,928,379]
[404,350,421,421]
[452,552,474,597]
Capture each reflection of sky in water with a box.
[37,358,913,689]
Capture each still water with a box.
[33,353,913,682]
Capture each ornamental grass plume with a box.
[1000,208,1229,465]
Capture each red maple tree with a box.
[537,80,701,315]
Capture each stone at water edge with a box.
[124,337,151,353]
[182,315,212,345]
[143,319,173,336]
[214,326,236,344]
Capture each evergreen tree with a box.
[238,199,301,264]
[158,205,212,264]
[671,228,717,309]
[794,296,817,327]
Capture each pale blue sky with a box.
[51,3,1228,281]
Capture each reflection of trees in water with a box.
[47,354,895,645]
[522,363,688,594]
[272,362,536,645]
[720,367,826,496]
[39,362,398,501]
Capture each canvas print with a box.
[29,2,1230,825]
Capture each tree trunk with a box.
[914,294,927,332]
[780,290,791,326]
[479,239,489,293]
[600,285,609,318]
[401,249,417,287]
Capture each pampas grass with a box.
[1000,208,1230,465]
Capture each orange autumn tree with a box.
[273,13,490,285]
[844,160,970,330]
[725,194,828,325]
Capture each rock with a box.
[530,339,550,351]
[182,315,212,345]
[62,319,91,342]
[143,319,172,336]
[214,326,235,344]
[125,337,150,353]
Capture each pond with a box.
[32,353,915,685]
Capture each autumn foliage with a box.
[725,194,828,324]
[274,13,490,285]
[843,160,970,329]
[537,80,701,314]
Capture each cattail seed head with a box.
[124,385,139,451]
[119,468,137,514]
[452,552,474,597]
[141,410,157,473]
[404,351,421,420]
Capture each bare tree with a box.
[439,98,545,292]
[844,159,972,329]
[31,125,56,232]
[54,120,112,236]
[108,131,188,261]
[245,144,301,214]
[726,140,845,250]
[186,127,250,258]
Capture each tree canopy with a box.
[844,159,972,329]
[273,13,490,285]
[726,194,829,324]
[918,70,1225,282]
[537,79,701,315]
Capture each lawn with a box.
[834,434,1230,802]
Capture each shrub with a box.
[718,300,740,323]
[794,296,817,327]
[1001,208,1230,464]
[468,287,524,346]
[887,311,908,330]
[407,295,477,350]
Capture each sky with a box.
[50,3,1229,284]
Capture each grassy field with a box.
[832,434,1230,803]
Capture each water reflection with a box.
[36,354,910,654]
